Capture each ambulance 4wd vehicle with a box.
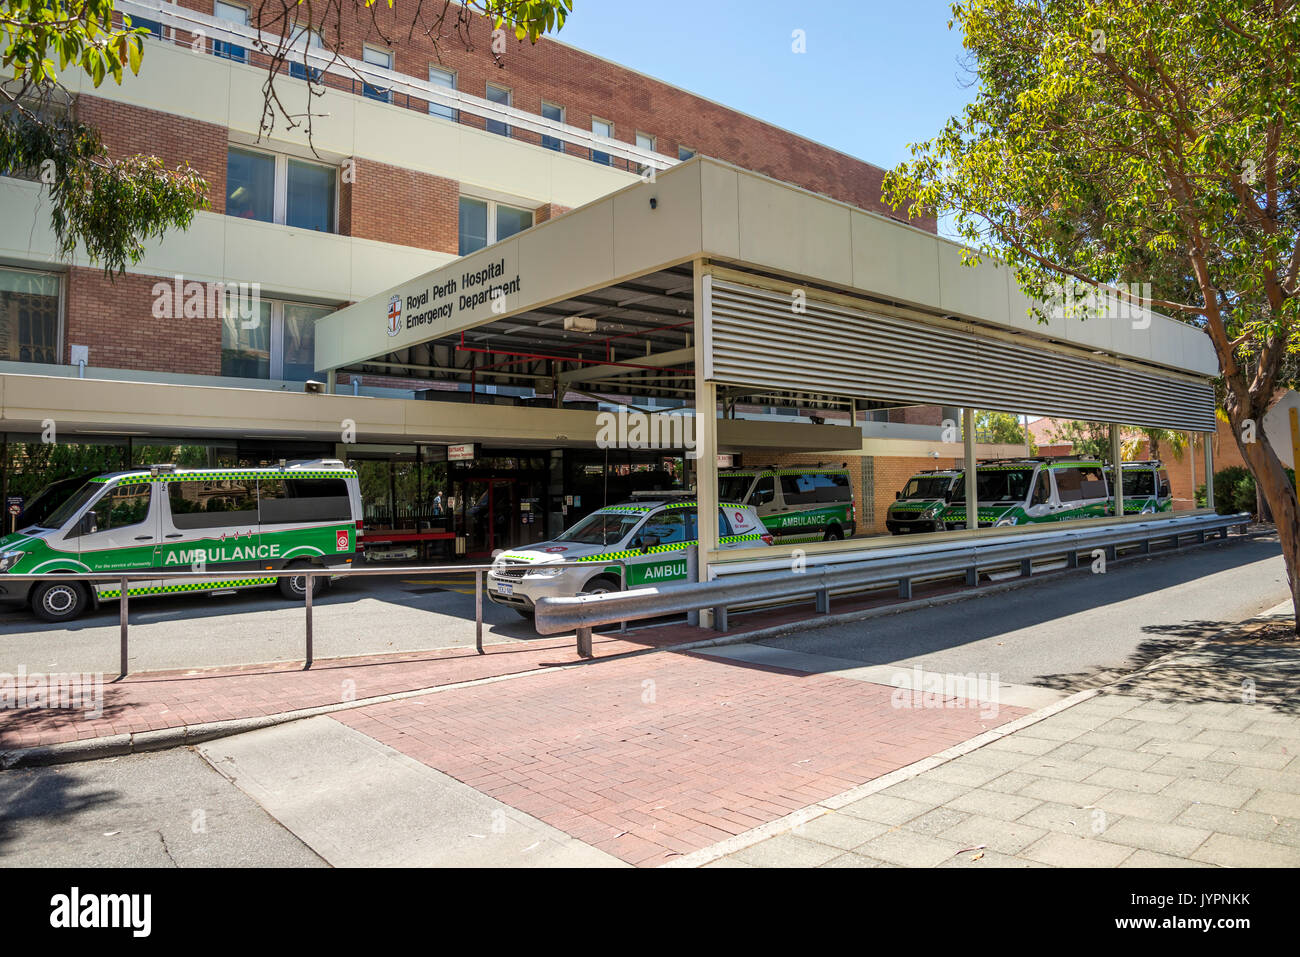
[1106,460,1173,515]
[886,469,962,534]
[488,493,770,617]
[0,460,363,622]
[940,458,1111,530]
[717,466,856,543]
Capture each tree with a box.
[973,410,1029,444]
[0,0,572,276]
[884,0,1300,629]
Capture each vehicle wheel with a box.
[278,563,325,600]
[823,526,844,542]
[32,581,90,622]
[582,575,621,595]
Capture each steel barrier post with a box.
[619,561,628,634]
[475,569,484,654]
[816,588,830,614]
[1020,558,1033,577]
[118,576,129,679]
[898,577,913,599]
[685,548,699,626]
[304,573,314,668]
[966,566,979,585]
[576,625,593,658]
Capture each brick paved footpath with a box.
[697,607,1300,869]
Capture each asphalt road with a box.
[761,533,1290,688]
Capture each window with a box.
[639,510,688,545]
[779,472,850,504]
[635,132,656,174]
[226,146,336,232]
[749,476,776,507]
[83,485,151,536]
[1030,471,1052,506]
[458,196,534,255]
[226,147,276,223]
[289,27,324,82]
[485,84,511,136]
[540,102,564,151]
[362,46,392,103]
[129,16,164,38]
[0,267,59,364]
[169,480,258,529]
[591,118,613,165]
[212,1,249,62]
[428,66,457,120]
[1122,469,1156,497]
[221,296,333,381]
[286,159,336,231]
[258,478,351,524]
[678,146,696,161]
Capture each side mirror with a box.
[895,491,901,500]
[79,513,97,536]
[639,535,660,551]
[1159,483,1171,498]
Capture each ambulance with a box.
[0,460,362,621]
[1105,460,1174,515]
[886,469,963,534]
[940,458,1111,529]
[487,492,770,617]
[717,466,856,543]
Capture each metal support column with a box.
[963,407,977,530]
[692,262,719,628]
[1203,432,1215,508]
[1111,424,1124,517]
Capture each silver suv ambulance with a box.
[487,493,770,617]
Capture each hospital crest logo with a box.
[386,294,402,337]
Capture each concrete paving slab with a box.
[198,716,624,868]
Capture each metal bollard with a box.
[475,569,484,654]
[576,625,593,658]
[304,573,314,669]
[118,576,129,680]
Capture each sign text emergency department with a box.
[383,257,522,337]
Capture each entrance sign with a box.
[448,444,476,461]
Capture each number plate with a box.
[496,582,513,596]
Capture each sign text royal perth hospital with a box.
[387,258,522,338]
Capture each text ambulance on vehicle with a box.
[940,458,1111,529]
[1105,460,1174,515]
[886,469,962,534]
[0,460,363,621]
[488,492,770,617]
[718,466,856,543]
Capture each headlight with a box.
[527,565,565,578]
[0,551,24,573]
[994,516,1018,527]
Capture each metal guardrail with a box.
[2,558,626,678]
[534,512,1253,650]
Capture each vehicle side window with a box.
[1054,468,1084,502]
[84,484,151,535]
[718,509,734,537]
[168,480,258,529]
[259,478,351,524]
[779,475,808,504]
[1157,470,1170,497]
[1078,466,1106,499]
[640,509,689,545]
[750,476,775,507]
[1030,471,1052,506]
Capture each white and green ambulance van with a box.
[487,492,771,617]
[718,466,856,543]
[940,458,1112,530]
[0,460,362,621]
[886,469,962,535]
[1106,460,1174,515]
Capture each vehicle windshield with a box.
[718,476,753,503]
[1123,470,1156,497]
[554,510,646,546]
[901,476,955,500]
[951,468,1036,504]
[38,481,102,530]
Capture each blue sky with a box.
[552,0,975,173]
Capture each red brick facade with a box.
[344,158,459,252]
[64,266,222,375]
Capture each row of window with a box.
[191,2,700,165]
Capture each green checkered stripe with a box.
[575,533,764,562]
[94,470,356,486]
[941,507,1005,523]
[595,501,743,515]
[99,577,278,598]
[890,503,942,514]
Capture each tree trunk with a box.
[1232,415,1300,634]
